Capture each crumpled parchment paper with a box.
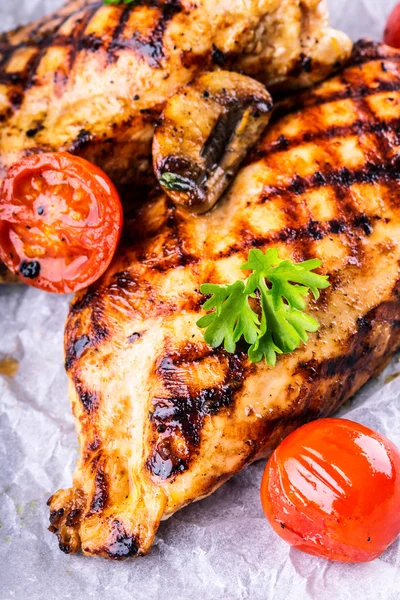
[1,1,400,599]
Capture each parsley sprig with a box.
[197,249,329,366]
[104,0,136,5]
[159,172,195,192]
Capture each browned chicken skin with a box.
[48,42,400,559]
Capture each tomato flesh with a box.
[0,153,123,293]
[384,3,400,48]
[261,418,400,562]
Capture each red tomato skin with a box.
[384,3,400,48]
[0,153,123,293]
[261,418,400,562]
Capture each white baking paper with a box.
[0,1,400,599]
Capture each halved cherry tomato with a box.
[0,152,123,293]
[384,3,400,48]
[261,418,400,562]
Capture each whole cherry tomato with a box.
[384,3,400,48]
[0,153,123,293]
[261,418,400,562]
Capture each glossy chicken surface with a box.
[48,41,400,559]
[0,0,351,187]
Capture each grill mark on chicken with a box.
[1,19,75,87]
[347,71,395,167]
[257,162,400,203]
[85,434,101,459]
[109,1,182,67]
[107,4,134,63]
[233,214,373,263]
[112,3,132,37]
[73,376,100,413]
[65,334,92,371]
[0,5,100,94]
[350,38,400,66]
[29,1,101,42]
[23,35,63,93]
[68,128,93,154]
[297,290,400,384]
[89,520,139,559]
[239,180,368,265]
[66,508,82,528]
[90,313,110,344]
[0,1,183,92]
[147,350,247,480]
[272,76,400,126]
[88,466,108,515]
[321,72,364,266]
[69,287,100,316]
[217,210,387,262]
[250,117,400,163]
[63,5,103,88]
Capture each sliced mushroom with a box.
[153,71,273,214]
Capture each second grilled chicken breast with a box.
[0,0,351,187]
[48,41,400,559]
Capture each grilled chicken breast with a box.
[0,0,351,187]
[48,41,400,559]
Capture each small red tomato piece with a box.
[384,3,400,48]
[261,418,400,562]
[0,152,123,293]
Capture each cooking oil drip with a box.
[0,357,19,378]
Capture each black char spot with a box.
[66,509,81,527]
[307,220,324,240]
[127,332,143,343]
[301,56,313,73]
[65,335,92,370]
[26,124,44,138]
[329,219,346,234]
[353,213,373,235]
[312,171,327,186]
[20,260,41,279]
[58,540,72,554]
[212,44,228,67]
[74,378,99,413]
[69,128,92,152]
[49,508,64,525]
[289,175,306,195]
[276,134,289,150]
[89,468,108,514]
[9,91,23,108]
[105,520,139,559]
[77,33,103,51]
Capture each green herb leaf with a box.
[104,0,136,5]
[159,172,195,192]
[197,248,329,366]
[199,281,259,353]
